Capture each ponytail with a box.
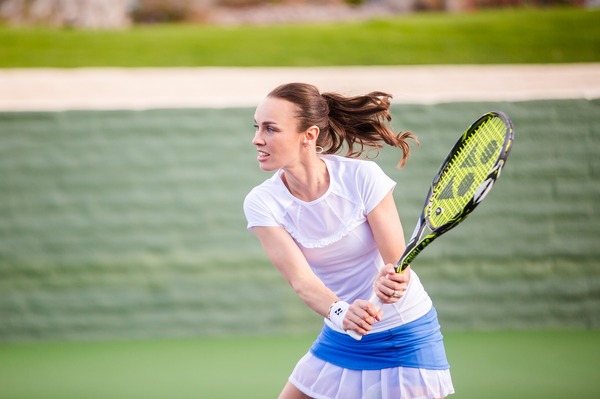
[268,83,418,167]
[321,91,417,168]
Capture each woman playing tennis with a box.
[244,83,454,399]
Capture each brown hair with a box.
[268,82,418,167]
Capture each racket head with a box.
[395,111,514,273]
[426,111,514,231]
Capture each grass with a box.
[0,7,598,67]
[0,330,598,399]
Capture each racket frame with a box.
[396,111,514,273]
[346,111,514,340]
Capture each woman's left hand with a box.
[373,264,411,304]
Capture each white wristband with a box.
[328,301,350,331]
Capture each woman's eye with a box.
[254,123,277,134]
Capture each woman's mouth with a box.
[257,150,270,160]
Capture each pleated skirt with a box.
[288,307,455,399]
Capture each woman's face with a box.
[253,96,304,172]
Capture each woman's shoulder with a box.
[323,154,380,169]
[323,155,386,179]
[244,172,289,207]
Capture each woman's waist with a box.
[325,293,432,334]
[325,269,432,333]
[313,305,450,370]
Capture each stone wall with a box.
[1,99,598,342]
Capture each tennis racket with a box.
[348,111,515,340]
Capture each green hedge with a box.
[1,99,599,341]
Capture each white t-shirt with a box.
[244,155,431,333]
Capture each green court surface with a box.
[0,330,598,399]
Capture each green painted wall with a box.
[1,99,598,341]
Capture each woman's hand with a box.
[343,299,383,337]
[342,265,411,336]
[373,264,411,304]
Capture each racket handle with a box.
[346,293,382,341]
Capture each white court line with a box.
[0,64,599,111]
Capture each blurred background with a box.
[0,0,597,28]
[0,1,599,398]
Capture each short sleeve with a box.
[357,160,397,214]
[243,187,280,230]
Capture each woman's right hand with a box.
[344,299,384,337]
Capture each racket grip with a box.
[346,293,381,341]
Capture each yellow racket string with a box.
[427,117,506,229]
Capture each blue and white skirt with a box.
[288,307,455,399]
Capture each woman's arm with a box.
[367,190,412,303]
[251,225,338,318]
[251,225,380,334]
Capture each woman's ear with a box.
[304,125,320,143]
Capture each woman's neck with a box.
[281,157,330,202]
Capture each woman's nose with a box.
[252,131,263,145]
